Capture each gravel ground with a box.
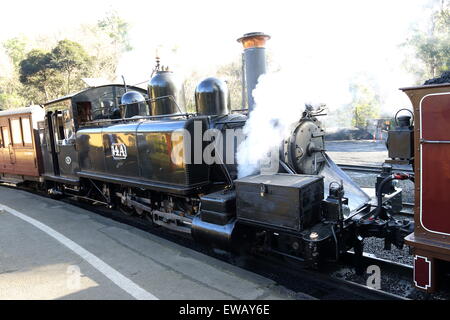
[327,140,388,166]
[361,237,413,265]
[343,172,415,266]
[332,266,450,300]
[325,140,415,266]
[323,140,450,299]
[345,171,415,204]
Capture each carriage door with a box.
[51,109,78,178]
[0,121,13,171]
[39,116,58,176]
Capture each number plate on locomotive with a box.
[111,143,127,160]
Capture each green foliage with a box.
[182,70,203,113]
[51,40,91,93]
[182,57,245,113]
[405,0,450,81]
[72,11,133,81]
[97,10,133,53]
[0,11,132,108]
[3,36,27,68]
[0,91,27,109]
[348,81,380,129]
[216,58,244,110]
[19,49,62,101]
[18,40,91,102]
[0,36,29,108]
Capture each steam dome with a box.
[148,71,186,116]
[195,77,230,115]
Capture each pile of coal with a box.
[424,71,450,85]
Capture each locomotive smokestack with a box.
[237,32,271,112]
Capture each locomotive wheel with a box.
[135,207,144,216]
[144,211,155,224]
[116,187,135,216]
[118,204,135,216]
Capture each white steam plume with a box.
[236,71,307,178]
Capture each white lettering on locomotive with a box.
[111,143,127,160]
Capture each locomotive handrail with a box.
[81,113,195,126]
[420,139,450,144]
[118,95,184,116]
[85,95,187,125]
[394,108,414,126]
[213,120,247,126]
[230,108,248,113]
[144,95,184,115]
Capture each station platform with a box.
[0,186,310,300]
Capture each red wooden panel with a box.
[414,255,432,290]
[421,92,450,235]
[421,94,450,141]
[421,143,450,235]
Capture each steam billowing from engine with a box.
[237,72,305,177]
[235,32,370,212]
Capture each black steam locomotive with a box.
[5,33,414,270]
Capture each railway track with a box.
[1,184,442,300]
[60,195,420,299]
[338,163,414,174]
[65,194,450,300]
[239,253,408,300]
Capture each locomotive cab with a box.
[40,84,148,187]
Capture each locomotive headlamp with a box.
[237,32,271,49]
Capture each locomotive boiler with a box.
[0,32,415,272]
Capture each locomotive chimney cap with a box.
[237,32,271,49]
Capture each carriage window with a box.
[10,118,23,145]
[21,117,32,144]
[2,127,9,146]
[0,128,3,148]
